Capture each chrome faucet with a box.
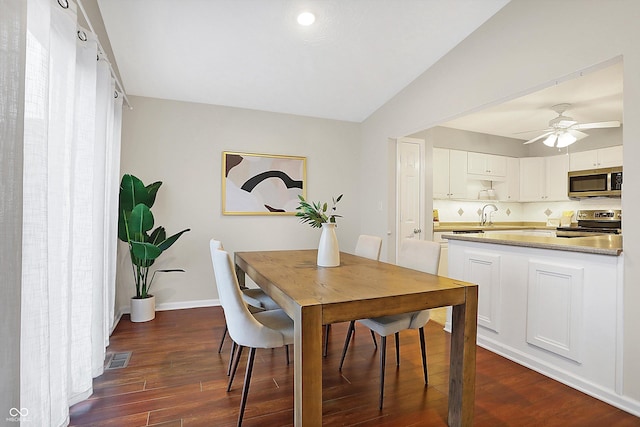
[481,204,498,226]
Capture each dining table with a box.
[234,249,478,426]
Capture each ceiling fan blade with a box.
[567,129,589,141]
[523,131,553,145]
[572,120,621,130]
[513,127,552,135]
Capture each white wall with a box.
[117,96,361,312]
[361,0,640,405]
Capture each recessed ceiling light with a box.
[297,12,315,26]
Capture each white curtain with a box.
[21,0,122,425]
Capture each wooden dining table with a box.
[234,249,478,426]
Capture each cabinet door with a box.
[494,157,519,201]
[468,152,506,177]
[467,152,487,175]
[569,150,597,171]
[433,148,450,199]
[545,154,569,201]
[597,146,623,168]
[463,250,501,333]
[527,261,584,362]
[486,154,507,177]
[448,150,468,198]
[519,157,545,201]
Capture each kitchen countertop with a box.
[443,232,623,256]
[433,222,559,232]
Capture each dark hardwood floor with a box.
[69,307,640,426]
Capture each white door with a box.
[397,138,425,252]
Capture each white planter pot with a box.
[317,223,340,267]
[130,295,155,322]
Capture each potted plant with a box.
[296,194,343,267]
[118,174,190,322]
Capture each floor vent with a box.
[105,352,132,370]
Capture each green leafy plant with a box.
[295,194,343,228]
[118,174,190,299]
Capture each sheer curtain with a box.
[21,0,122,425]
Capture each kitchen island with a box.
[442,232,632,415]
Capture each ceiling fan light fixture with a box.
[556,132,578,148]
[543,134,558,147]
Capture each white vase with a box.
[317,223,340,267]
[130,295,156,322]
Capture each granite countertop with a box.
[443,232,623,256]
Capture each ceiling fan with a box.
[522,103,620,148]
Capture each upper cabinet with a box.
[433,148,468,199]
[519,155,569,202]
[569,146,623,171]
[494,157,520,201]
[467,152,507,180]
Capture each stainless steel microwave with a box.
[568,166,622,198]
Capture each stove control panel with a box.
[577,209,621,221]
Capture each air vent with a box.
[105,352,131,370]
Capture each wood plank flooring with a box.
[69,307,640,426]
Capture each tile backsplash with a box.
[433,198,622,224]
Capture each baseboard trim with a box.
[112,299,221,333]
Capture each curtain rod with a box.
[76,0,132,110]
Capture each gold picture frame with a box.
[222,151,307,215]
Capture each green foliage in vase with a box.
[118,174,190,299]
[295,194,343,228]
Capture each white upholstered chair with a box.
[210,239,280,354]
[211,248,294,426]
[339,238,440,410]
[323,235,383,357]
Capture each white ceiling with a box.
[97,0,510,122]
[441,60,624,141]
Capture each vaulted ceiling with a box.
[97,0,510,122]
[95,0,622,139]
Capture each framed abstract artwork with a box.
[222,151,307,215]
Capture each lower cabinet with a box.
[462,251,501,333]
[446,239,624,409]
[526,261,584,362]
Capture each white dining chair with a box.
[210,239,281,355]
[339,238,440,410]
[323,235,383,357]
[212,248,294,426]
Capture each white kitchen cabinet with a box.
[519,157,545,201]
[569,146,623,171]
[447,238,624,410]
[432,232,449,276]
[494,156,519,201]
[519,155,569,201]
[545,154,570,201]
[462,250,502,333]
[527,261,584,362]
[467,152,507,179]
[433,148,468,199]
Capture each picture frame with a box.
[222,151,307,215]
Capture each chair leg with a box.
[419,327,428,385]
[285,344,290,365]
[339,321,356,371]
[379,336,387,410]
[323,324,330,357]
[228,345,244,392]
[395,332,400,366]
[227,341,237,376]
[237,347,257,427]
[370,329,378,349]
[218,325,228,353]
